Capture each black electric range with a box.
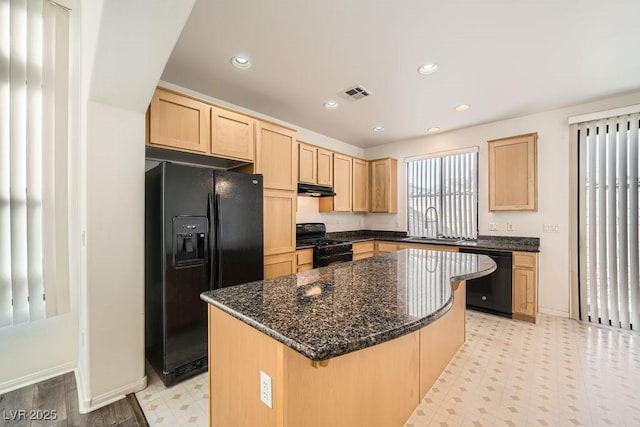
[296,223,353,267]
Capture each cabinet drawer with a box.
[376,242,398,253]
[353,241,374,255]
[296,249,313,265]
[513,252,536,269]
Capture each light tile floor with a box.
[136,366,209,427]
[136,310,640,427]
[406,311,640,427]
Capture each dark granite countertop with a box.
[201,249,496,361]
[327,230,540,253]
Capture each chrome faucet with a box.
[424,206,442,239]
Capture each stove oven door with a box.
[317,251,353,267]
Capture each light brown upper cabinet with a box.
[370,158,398,213]
[488,133,537,211]
[148,88,211,154]
[210,107,255,162]
[256,121,297,191]
[352,158,369,212]
[331,153,352,211]
[320,153,352,212]
[298,142,317,184]
[316,148,333,186]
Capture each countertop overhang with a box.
[201,249,496,361]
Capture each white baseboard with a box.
[0,362,76,395]
[538,307,570,318]
[77,374,147,414]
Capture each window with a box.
[0,0,70,327]
[407,150,478,239]
[576,112,640,330]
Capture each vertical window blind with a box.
[0,0,70,327]
[576,112,640,330]
[407,150,478,240]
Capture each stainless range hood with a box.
[297,183,336,197]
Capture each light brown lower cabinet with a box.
[296,248,313,272]
[264,252,296,279]
[352,241,375,260]
[374,241,398,255]
[512,252,538,323]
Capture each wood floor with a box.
[0,372,148,427]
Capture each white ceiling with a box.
[162,0,640,148]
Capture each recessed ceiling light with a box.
[455,104,470,112]
[230,55,251,69]
[427,127,440,133]
[417,63,438,75]
[324,100,339,109]
[373,125,385,132]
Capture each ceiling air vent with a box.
[339,85,373,101]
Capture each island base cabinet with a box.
[284,332,420,427]
[207,281,468,427]
[208,307,283,427]
[419,281,466,396]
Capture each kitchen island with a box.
[201,249,496,427]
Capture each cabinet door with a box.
[513,267,535,317]
[296,248,314,272]
[264,252,296,279]
[264,190,296,256]
[370,158,398,213]
[256,122,297,191]
[352,241,375,260]
[333,153,352,211]
[211,107,255,161]
[352,158,369,212]
[317,148,333,186]
[375,241,398,254]
[488,133,537,211]
[298,143,317,184]
[149,88,210,153]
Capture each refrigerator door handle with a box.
[215,194,223,288]
[208,193,215,289]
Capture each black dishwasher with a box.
[459,248,512,317]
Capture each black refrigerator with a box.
[145,162,263,386]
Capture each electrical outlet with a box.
[489,222,499,231]
[260,371,272,408]
[543,224,560,233]
[506,223,513,232]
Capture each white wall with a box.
[364,91,640,317]
[75,0,195,412]
[81,102,146,408]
